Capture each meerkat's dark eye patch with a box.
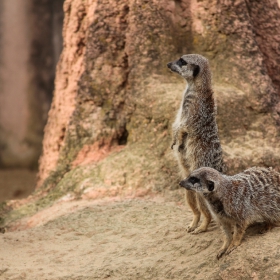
[189,176,200,185]
[207,180,215,191]
[177,58,187,67]
[192,64,200,77]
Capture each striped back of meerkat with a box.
[228,167,280,224]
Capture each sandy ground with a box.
[0,194,280,280]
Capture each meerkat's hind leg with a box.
[258,222,276,234]
[225,223,246,255]
[217,221,233,260]
[191,194,211,234]
[187,214,201,233]
[185,190,201,232]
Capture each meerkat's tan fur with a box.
[167,54,225,233]
[180,166,280,258]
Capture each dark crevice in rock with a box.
[117,126,128,145]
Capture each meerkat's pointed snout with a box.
[179,180,185,188]
[179,179,191,190]
[167,62,172,69]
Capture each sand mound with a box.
[1,196,280,279]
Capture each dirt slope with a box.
[1,196,280,280]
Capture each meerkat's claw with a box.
[258,228,267,235]
[191,226,207,234]
[216,249,226,260]
[171,143,175,150]
[186,225,196,233]
[225,245,238,255]
[186,221,201,233]
[258,222,274,234]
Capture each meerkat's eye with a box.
[207,181,215,191]
[178,58,187,67]
[189,176,200,185]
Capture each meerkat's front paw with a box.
[191,225,207,234]
[171,142,176,150]
[186,217,200,233]
[258,222,274,234]
[186,224,198,233]
[225,244,238,255]
[216,248,227,260]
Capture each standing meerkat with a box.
[167,54,225,233]
[180,166,280,259]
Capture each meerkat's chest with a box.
[173,105,192,133]
[204,195,229,219]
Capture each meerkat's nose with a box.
[179,181,185,187]
[167,62,172,69]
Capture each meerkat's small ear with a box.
[207,180,215,191]
[193,64,200,77]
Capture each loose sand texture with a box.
[0,195,280,279]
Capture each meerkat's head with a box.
[167,54,210,83]
[179,167,222,195]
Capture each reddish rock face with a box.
[38,0,280,192]
[246,0,280,94]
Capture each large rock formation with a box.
[2,1,280,278]
[37,0,280,200]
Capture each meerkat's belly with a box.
[172,105,183,130]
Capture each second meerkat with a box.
[167,54,225,233]
[180,166,280,259]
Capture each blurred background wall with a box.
[0,0,64,168]
[0,0,64,199]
